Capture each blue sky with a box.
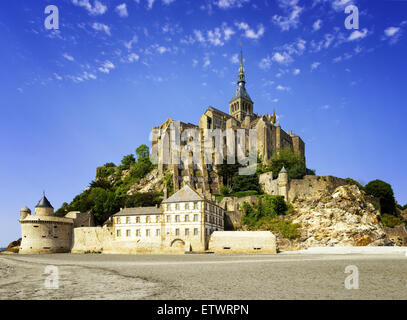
[0,0,406,246]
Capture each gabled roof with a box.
[113,206,162,217]
[35,195,53,208]
[162,184,204,204]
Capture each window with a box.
[194,228,198,236]
[167,215,171,222]
[156,215,161,223]
[126,230,131,237]
[185,228,189,236]
[126,217,130,224]
[175,215,180,222]
[136,229,140,237]
[175,228,180,236]
[193,214,198,222]
[136,217,140,223]
[146,229,150,237]
[194,202,198,210]
[175,203,180,210]
[116,230,121,237]
[185,203,189,210]
[146,216,151,223]
[117,217,121,224]
[156,229,160,236]
[185,215,189,222]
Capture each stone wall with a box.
[288,175,348,202]
[208,231,277,254]
[71,226,113,253]
[259,173,348,202]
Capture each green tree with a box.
[135,144,150,160]
[364,179,396,215]
[264,147,308,179]
[232,173,260,193]
[121,154,136,169]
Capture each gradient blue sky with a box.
[0,0,406,246]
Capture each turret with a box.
[20,206,31,220]
[34,193,54,216]
[278,166,289,201]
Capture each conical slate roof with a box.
[162,184,204,204]
[280,166,287,173]
[35,195,53,208]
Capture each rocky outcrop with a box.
[282,185,393,250]
[127,169,164,195]
[1,239,21,254]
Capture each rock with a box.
[282,185,394,250]
[1,238,22,254]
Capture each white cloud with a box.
[293,68,300,75]
[124,34,138,50]
[259,56,272,70]
[98,60,115,73]
[313,19,322,31]
[311,62,321,70]
[162,0,175,4]
[276,84,290,91]
[321,104,330,110]
[72,0,107,15]
[235,22,265,39]
[384,27,400,37]
[115,3,128,17]
[347,28,368,41]
[54,73,63,80]
[215,0,249,9]
[147,0,155,10]
[192,24,235,46]
[62,53,74,61]
[230,53,239,64]
[128,53,140,62]
[157,46,168,54]
[272,52,292,64]
[92,22,111,36]
[203,56,211,68]
[192,59,198,67]
[272,0,303,31]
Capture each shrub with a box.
[345,178,364,191]
[121,154,136,170]
[233,190,259,198]
[242,195,288,227]
[380,213,405,228]
[263,147,309,179]
[364,180,396,215]
[220,185,232,196]
[232,173,260,193]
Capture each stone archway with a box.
[170,239,185,249]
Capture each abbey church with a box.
[152,46,305,195]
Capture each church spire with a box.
[238,41,245,85]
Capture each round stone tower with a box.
[278,166,289,201]
[19,194,74,254]
[20,206,31,220]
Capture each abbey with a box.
[152,45,305,195]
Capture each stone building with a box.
[19,194,73,254]
[152,45,305,195]
[112,184,224,252]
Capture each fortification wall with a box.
[259,173,348,202]
[209,231,277,254]
[19,221,72,254]
[71,227,113,253]
[288,175,347,201]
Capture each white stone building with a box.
[112,184,224,252]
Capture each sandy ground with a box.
[1,252,407,300]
